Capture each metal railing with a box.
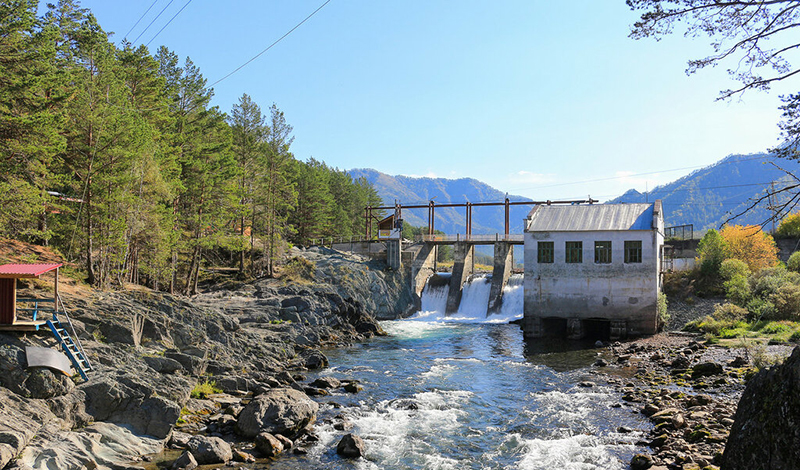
[56,293,93,372]
[309,236,380,247]
[665,224,694,240]
[417,233,524,243]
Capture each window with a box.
[537,241,554,263]
[565,241,582,263]
[625,240,642,263]
[595,241,612,264]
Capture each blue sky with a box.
[63,1,798,202]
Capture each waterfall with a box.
[413,272,523,323]
[455,274,492,319]
[494,273,524,322]
[418,273,450,317]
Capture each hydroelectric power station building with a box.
[521,201,664,340]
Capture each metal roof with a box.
[0,263,62,279]
[526,203,655,232]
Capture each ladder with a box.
[46,296,93,381]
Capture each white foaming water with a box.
[496,273,524,321]
[411,273,523,324]
[311,389,472,469]
[419,273,450,314]
[455,274,492,318]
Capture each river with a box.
[270,318,649,469]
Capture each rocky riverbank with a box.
[591,333,795,470]
[0,245,414,470]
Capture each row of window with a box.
[536,240,642,264]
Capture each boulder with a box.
[143,356,183,374]
[691,362,723,378]
[254,432,284,457]
[186,435,232,465]
[171,451,198,470]
[336,433,366,458]
[721,346,800,469]
[311,377,341,389]
[236,388,318,438]
[80,375,185,439]
[630,453,653,470]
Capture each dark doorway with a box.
[541,317,567,337]
[582,318,611,341]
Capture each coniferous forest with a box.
[0,0,383,293]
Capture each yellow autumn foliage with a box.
[719,225,779,272]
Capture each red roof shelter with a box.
[0,263,62,331]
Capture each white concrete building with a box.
[522,201,664,340]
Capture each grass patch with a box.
[190,380,221,399]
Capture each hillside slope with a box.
[606,153,800,231]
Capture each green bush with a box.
[747,297,777,321]
[190,380,221,399]
[712,303,748,322]
[756,321,795,335]
[282,257,315,283]
[788,251,800,273]
[769,283,800,320]
[720,258,750,280]
[790,330,800,343]
[750,266,800,297]
[697,229,728,277]
[657,292,669,329]
[723,274,751,306]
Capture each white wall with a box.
[523,229,660,336]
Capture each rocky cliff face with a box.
[721,346,800,469]
[0,246,414,469]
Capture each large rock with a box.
[80,374,186,439]
[721,346,800,469]
[336,433,366,458]
[254,432,284,457]
[236,388,318,438]
[186,435,232,465]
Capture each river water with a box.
[270,275,649,470]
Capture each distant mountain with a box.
[347,169,534,235]
[352,153,800,236]
[607,153,800,231]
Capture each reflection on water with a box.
[522,337,604,372]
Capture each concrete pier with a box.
[411,244,437,309]
[386,239,401,270]
[445,242,475,314]
[487,242,513,314]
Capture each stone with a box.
[186,436,232,465]
[630,453,653,470]
[236,388,319,438]
[578,381,595,388]
[336,433,366,458]
[275,434,293,449]
[232,450,255,463]
[343,382,363,393]
[721,346,800,469]
[171,451,198,470]
[642,403,660,416]
[254,432,284,457]
[310,377,341,389]
[143,356,183,374]
[691,362,723,378]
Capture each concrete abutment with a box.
[487,242,513,314]
[445,243,475,315]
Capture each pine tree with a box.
[229,93,265,274]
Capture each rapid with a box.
[272,274,649,469]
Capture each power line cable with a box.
[124,0,159,42]
[210,0,331,87]
[146,0,194,47]
[132,0,175,45]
